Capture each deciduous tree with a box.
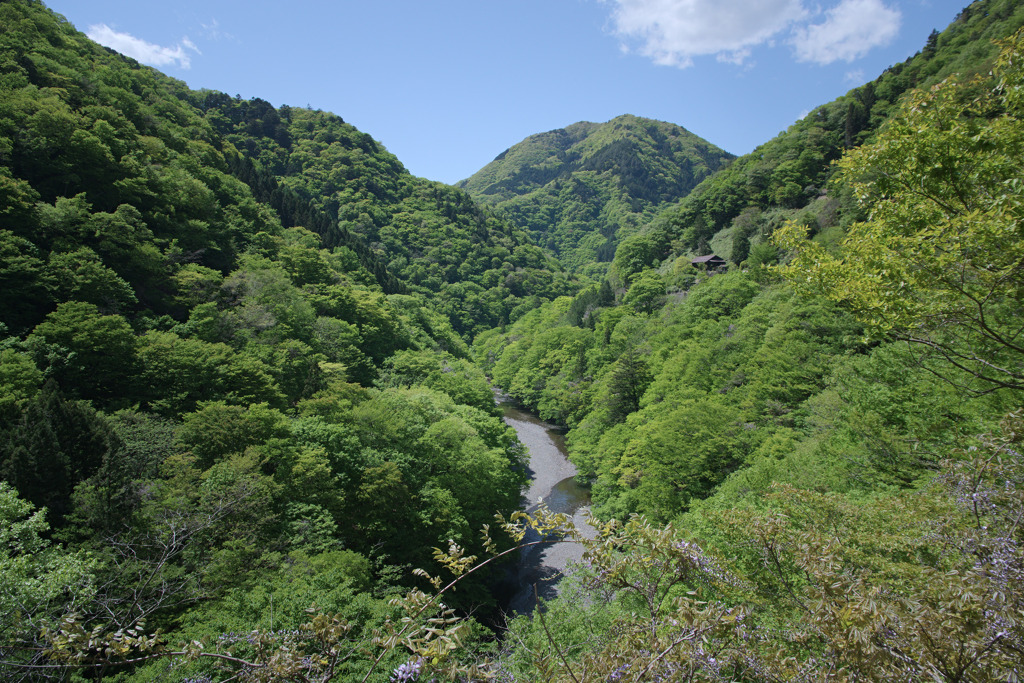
[775,31,1024,393]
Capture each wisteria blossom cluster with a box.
[390,656,424,682]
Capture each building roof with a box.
[691,254,726,264]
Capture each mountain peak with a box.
[458,116,733,273]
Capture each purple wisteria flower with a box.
[391,657,424,682]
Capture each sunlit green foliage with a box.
[42,409,1022,681]
[0,4,545,678]
[478,269,892,520]
[776,28,1024,393]
[498,412,1024,681]
[378,349,499,416]
[196,94,576,337]
[0,482,96,674]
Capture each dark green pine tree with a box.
[607,349,652,423]
[0,382,120,526]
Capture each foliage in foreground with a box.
[5,409,1019,681]
[499,410,1024,682]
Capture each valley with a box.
[1,0,1023,680]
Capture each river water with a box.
[497,396,594,614]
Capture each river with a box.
[497,395,595,614]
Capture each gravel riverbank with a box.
[499,399,597,614]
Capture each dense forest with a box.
[2,0,1024,680]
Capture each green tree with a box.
[309,316,376,385]
[0,482,95,677]
[0,382,120,525]
[27,301,138,406]
[70,409,177,535]
[177,401,291,468]
[746,241,777,269]
[170,263,223,311]
[136,331,285,416]
[610,399,745,518]
[605,347,651,423]
[46,247,137,312]
[775,32,1024,392]
[379,349,499,416]
[0,346,42,420]
[622,269,666,314]
[0,230,51,332]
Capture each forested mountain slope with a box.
[458,115,733,274]
[0,2,573,340]
[476,0,1024,548]
[0,2,550,678]
[474,0,1024,522]
[611,0,1024,283]
[189,95,576,336]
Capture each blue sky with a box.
[45,0,967,184]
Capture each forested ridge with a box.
[2,0,1024,680]
[458,115,733,276]
[191,95,575,338]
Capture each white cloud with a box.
[791,0,901,64]
[609,0,808,67]
[716,47,751,66]
[87,24,199,69]
[605,0,902,69]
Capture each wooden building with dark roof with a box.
[691,254,727,270]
